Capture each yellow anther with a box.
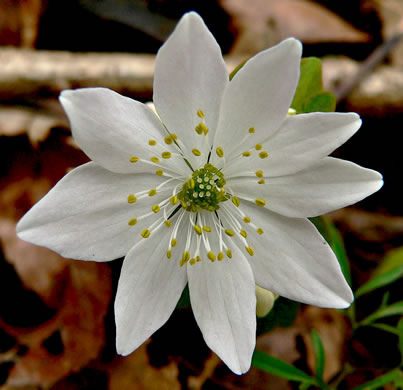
[181,251,190,265]
[218,252,224,261]
[190,178,195,189]
[207,251,216,262]
[167,250,172,259]
[155,169,164,176]
[195,123,203,135]
[148,139,157,146]
[242,151,251,157]
[226,249,232,258]
[255,170,264,178]
[197,109,205,118]
[171,238,177,247]
[258,179,265,184]
[170,133,178,140]
[148,189,157,196]
[162,151,171,159]
[240,229,248,238]
[216,147,224,158]
[257,228,264,235]
[141,229,151,238]
[165,220,172,227]
[194,225,202,235]
[225,229,235,237]
[189,258,196,265]
[170,195,178,205]
[130,156,140,163]
[164,135,172,144]
[127,194,137,204]
[192,148,201,156]
[128,218,137,226]
[288,108,297,115]
[245,246,255,256]
[255,198,266,207]
[243,216,251,223]
[203,226,211,232]
[249,127,255,134]
[255,144,262,150]
[180,200,188,209]
[232,196,240,207]
[151,157,160,163]
[196,256,201,262]
[259,151,269,159]
[152,204,160,213]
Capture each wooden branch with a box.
[1,48,402,115]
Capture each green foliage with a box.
[176,284,191,308]
[256,297,299,335]
[310,216,351,286]
[252,350,315,384]
[311,330,325,384]
[291,57,336,114]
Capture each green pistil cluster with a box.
[178,163,229,212]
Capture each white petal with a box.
[115,214,188,355]
[60,88,190,176]
[187,244,256,374]
[228,157,383,218]
[211,38,302,165]
[223,112,362,178]
[228,201,353,308]
[17,162,180,261]
[153,12,229,166]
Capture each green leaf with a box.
[311,330,325,383]
[310,216,351,286]
[304,91,336,113]
[176,285,191,308]
[355,265,403,298]
[291,57,323,114]
[374,247,403,277]
[252,350,315,384]
[360,300,403,326]
[351,369,403,390]
[257,297,300,335]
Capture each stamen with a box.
[170,195,178,205]
[192,148,201,156]
[242,151,251,157]
[148,189,157,196]
[217,251,224,261]
[171,238,177,247]
[225,229,235,237]
[155,169,164,176]
[180,251,190,266]
[165,220,172,227]
[161,152,171,159]
[128,218,137,226]
[216,147,224,158]
[258,179,265,184]
[167,249,172,259]
[255,198,266,207]
[127,194,137,203]
[232,196,240,207]
[255,144,262,150]
[243,216,251,223]
[141,229,151,238]
[203,226,211,232]
[257,228,264,235]
[194,225,202,235]
[259,151,268,159]
[130,156,140,163]
[149,140,157,146]
[240,229,248,238]
[249,127,255,134]
[197,109,205,119]
[255,170,264,178]
[151,157,160,163]
[245,246,255,256]
[226,249,232,258]
[164,135,173,144]
[152,205,160,213]
[207,251,216,262]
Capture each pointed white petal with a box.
[226,202,353,308]
[153,12,229,166]
[228,157,383,218]
[187,244,256,374]
[211,38,302,165]
[223,112,362,178]
[17,162,180,261]
[115,214,188,355]
[60,88,190,176]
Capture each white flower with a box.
[16,12,383,374]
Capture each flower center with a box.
[177,163,230,212]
